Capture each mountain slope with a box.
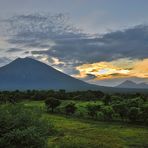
[0,57,147,93]
[0,57,99,90]
[116,80,148,89]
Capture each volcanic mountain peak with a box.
[0,57,97,90]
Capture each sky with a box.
[0,0,148,86]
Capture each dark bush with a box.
[103,94,111,105]
[86,104,101,119]
[112,102,128,121]
[45,97,61,112]
[141,104,148,124]
[0,104,54,148]
[128,107,141,122]
[102,106,115,121]
[65,103,77,115]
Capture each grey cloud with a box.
[31,25,148,74]
[6,48,22,52]
[32,25,148,64]
[31,25,148,66]
[83,74,97,81]
[1,14,148,74]
[4,13,85,47]
[0,57,11,67]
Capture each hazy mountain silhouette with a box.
[0,57,147,93]
[0,57,100,91]
[116,80,148,89]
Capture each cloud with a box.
[30,25,148,68]
[0,57,11,67]
[6,48,23,52]
[1,13,148,78]
[78,74,97,81]
[74,60,129,80]
[74,58,148,81]
[3,13,84,47]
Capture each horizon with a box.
[0,0,148,86]
[0,57,148,87]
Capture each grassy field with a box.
[21,101,148,148]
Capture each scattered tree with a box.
[65,103,77,115]
[112,102,128,121]
[45,97,61,112]
[0,104,54,148]
[103,94,111,105]
[102,106,114,121]
[128,107,141,122]
[141,104,148,124]
[87,104,101,119]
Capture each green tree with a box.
[0,104,54,148]
[140,104,148,124]
[65,103,77,115]
[128,107,141,122]
[45,97,61,112]
[1,128,46,148]
[87,104,101,119]
[127,97,144,108]
[112,102,128,121]
[103,94,111,105]
[102,106,114,121]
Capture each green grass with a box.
[21,100,148,148]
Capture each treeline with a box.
[0,89,148,125]
[0,89,104,103]
[45,94,148,125]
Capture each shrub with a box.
[141,104,148,124]
[65,103,77,115]
[103,94,111,105]
[97,111,104,120]
[102,106,115,121]
[45,97,61,112]
[127,97,144,108]
[128,107,141,122]
[1,128,46,148]
[112,102,128,121]
[0,104,54,148]
[86,104,101,119]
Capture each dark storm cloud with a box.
[2,14,148,73]
[31,25,148,66]
[6,48,22,52]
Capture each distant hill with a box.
[116,80,148,89]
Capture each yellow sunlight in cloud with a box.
[74,58,148,80]
[131,59,148,78]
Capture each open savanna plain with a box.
[21,100,148,148]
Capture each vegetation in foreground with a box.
[0,90,148,147]
[26,101,148,147]
[0,104,55,148]
[0,90,148,124]
[1,101,147,148]
[47,113,148,148]
[45,96,148,125]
